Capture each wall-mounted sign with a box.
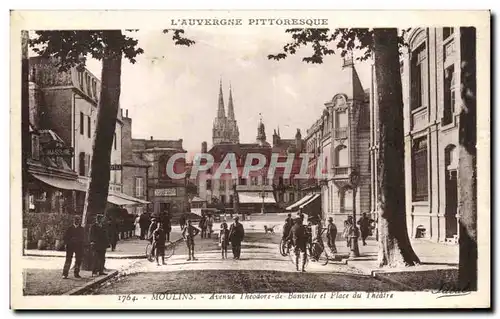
[110,164,122,170]
[41,146,74,158]
[154,188,177,197]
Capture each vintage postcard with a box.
[10,10,490,310]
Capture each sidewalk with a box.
[24,238,147,259]
[336,239,459,291]
[22,255,140,295]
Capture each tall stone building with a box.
[300,58,371,234]
[212,80,240,145]
[27,57,146,214]
[370,27,462,243]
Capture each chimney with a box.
[201,141,207,153]
[120,109,123,117]
[150,136,153,140]
[126,109,129,118]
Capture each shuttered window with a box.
[412,137,429,201]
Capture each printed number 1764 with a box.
[118,295,138,303]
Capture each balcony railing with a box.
[334,127,348,139]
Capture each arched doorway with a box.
[445,145,458,239]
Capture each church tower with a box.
[212,80,240,145]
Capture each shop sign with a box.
[154,188,177,197]
[110,164,122,170]
[41,145,74,158]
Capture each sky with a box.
[34,29,373,154]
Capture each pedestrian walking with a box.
[107,216,119,252]
[228,216,245,260]
[207,214,214,239]
[282,215,293,246]
[134,214,141,238]
[219,222,229,259]
[139,212,150,240]
[343,216,353,248]
[357,213,375,246]
[287,217,308,272]
[153,222,167,266]
[62,216,84,279]
[162,211,172,242]
[199,213,207,239]
[148,217,158,244]
[326,217,338,253]
[179,212,187,231]
[182,220,200,261]
[90,214,109,276]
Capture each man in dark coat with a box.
[326,217,338,253]
[228,216,245,259]
[357,213,374,246]
[90,214,109,276]
[162,211,172,242]
[199,213,207,239]
[62,216,84,279]
[287,217,308,272]
[139,212,150,240]
[107,216,119,252]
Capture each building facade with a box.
[370,27,460,243]
[28,56,146,214]
[132,137,188,216]
[197,83,304,215]
[121,109,149,216]
[302,59,371,233]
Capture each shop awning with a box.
[285,194,315,211]
[107,195,138,206]
[109,191,150,205]
[31,173,86,191]
[238,192,276,204]
[299,193,320,209]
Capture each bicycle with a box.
[145,239,179,262]
[309,228,331,266]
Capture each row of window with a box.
[409,28,456,126]
[306,111,349,154]
[77,70,99,101]
[79,112,118,149]
[204,175,304,190]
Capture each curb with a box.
[64,270,119,295]
[24,252,145,259]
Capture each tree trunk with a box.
[81,30,123,270]
[458,27,477,291]
[373,28,420,267]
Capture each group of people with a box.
[146,211,245,265]
[62,214,117,279]
[281,210,375,272]
[343,213,375,247]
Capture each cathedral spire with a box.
[217,78,226,118]
[228,83,235,120]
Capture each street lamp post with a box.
[349,169,360,258]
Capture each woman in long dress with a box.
[134,214,141,238]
